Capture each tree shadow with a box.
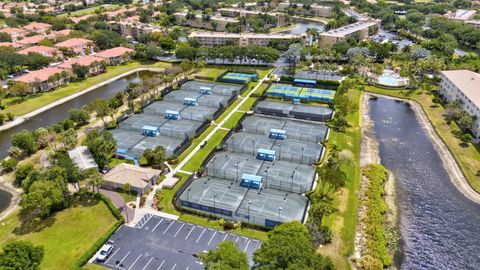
[13,211,57,236]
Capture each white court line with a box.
[156,259,166,270]
[185,225,196,240]
[243,239,251,252]
[128,254,143,270]
[171,263,177,270]
[235,236,239,243]
[152,218,164,232]
[142,257,154,270]
[105,248,121,264]
[174,223,185,238]
[222,234,228,241]
[186,267,190,270]
[196,227,207,244]
[115,251,131,269]
[207,231,217,246]
[163,221,175,235]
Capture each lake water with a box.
[369,97,480,269]
[280,19,325,35]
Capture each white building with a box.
[319,19,380,47]
[189,31,305,46]
[439,70,480,139]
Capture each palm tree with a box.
[88,171,104,194]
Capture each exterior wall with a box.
[319,20,379,47]
[174,13,238,31]
[102,181,150,194]
[277,3,332,17]
[190,33,305,47]
[31,76,70,92]
[439,74,480,138]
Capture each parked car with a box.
[96,240,114,262]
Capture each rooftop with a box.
[17,45,59,55]
[57,55,104,69]
[23,22,52,31]
[189,31,299,39]
[68,146,98,170]
[95,47,134,58]
[103,163,161,190]
[17,35,45,45]
[321,19,379,37]
[0,42,22,48]
[0,27,26,34]
[448,9,477,20]
[441,70,480,109]
[54,38,93,48]
[13,67,65,83]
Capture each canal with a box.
[368,97,480,269]
[0,70,156,159]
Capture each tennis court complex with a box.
[110,80,240,159]
[254,100,333,121]
[177,104,329,227]
[267,83,336,103]
[180,80,245,96]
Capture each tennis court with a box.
[266,83,336,103]
[219,72,258,84]
[180,80,244,96]
[254,100,333,121]
[164,90,231,108]
[179,177,308,227]
[130,135,184,157]
[119,114,169,132]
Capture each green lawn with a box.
[181,129,229,172]
[4,61,171,117]
[0,202,117,270]
[59,4,120,18]
[319,88,362,270]
[83,263,110,270]
[364,85,480,192]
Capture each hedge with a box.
[70,194,125,270]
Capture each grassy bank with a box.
[319,88,362,269]
[4,61,171,117]
[0,202,117,270]
[364,86,480,193]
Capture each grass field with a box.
[319,88,362,270]
[364,86,480,193]
[4,61,171,117]
[0,203,117,270]
[59,4,120,18]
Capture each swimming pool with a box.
[376,71,407,87]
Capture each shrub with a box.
[1,158,18,172]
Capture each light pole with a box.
[248,200,252,224]
[211,157,216,176]
[278,144,281,160]
[252,140,256,156]
[301,147,304,163]
[236,161,240,182]
[213,193,218,217]
[265,166,270,188]
[291,169,296,192]
[277,206,282,224]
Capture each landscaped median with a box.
[364,85,480,193]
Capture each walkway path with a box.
[0,67,165,132]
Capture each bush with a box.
[0,113,5,125]
[15,163,34,185]
[1,158,17,172]
[6,112,14,121]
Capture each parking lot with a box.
[96,214,262,270]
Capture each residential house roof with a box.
[13,67,65,83]
[57,55,104,69]
[54,38,93,48]
[95,47,133,58]
[103,163,161,190]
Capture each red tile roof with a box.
[17,45,60,55]
[47,29,73,39]
[0,42,22,48]
[54,38,92,48]
[13,67,65,83]
[57,55,104,69]
[23,22,52,31]
[17,35,45,45]
[95,47,134,58]
[0,27,25,35]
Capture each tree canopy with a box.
[199,241,249,270]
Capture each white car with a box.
[96,240,114,262]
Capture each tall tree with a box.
[90,98,110,127]
[199,241,249,270]
[0,241,44,270]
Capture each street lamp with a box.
[211,157,216,176]
[248,200,252,223]
[301,147,304,163]
[252,140,256,156]
[278,144,281,160]
[277,206,282,223]
[264,166,270,188]
[291,169,296,192]
[213,193,218,217]
[236,161,240,182]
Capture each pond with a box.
[280,19,325,35]
[369,97,480,269]
[0,70,157,159]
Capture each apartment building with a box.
[95,47,134,65]
[23,22,52,35]
[0,27,27,42]
[174,12,241,31]
[111,20,162,41]
[189,31,305,46]
[217,8,289,27]
[446,9,477,21]
[277,2,333,18]
[319,19,380,47]
[54,38,94,55]
[17,45,63,59]
[13,67,70,92]
[439,70,480,139]
[57,55,106,76]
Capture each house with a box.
[0,27,27,42]
[23,22,52,35]
[189,31,306,46]
[12,67,70,92]
[54,38,94,55]
[95,47,134,65]
[47,29,73,39]
[217,8,289,27]
[0,42,23,49]
[68,146,98,171]
[57,55,106,76]
[439,70,480,139]
[174,12,241,31]
[17,45,63,59]
[17,35,46,46]
[277,2,333,17]
[102,163,161,193]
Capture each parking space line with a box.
[105,248,121,264]
[207,231,217,246]
[222,234,228,241]
[156,259,166,270]
[243,239,251,252]
[174,223,185,238]
[115,250,131,269]
[235,236,239,243]
[171,263,177,270]
[152,219,164,232]
[196,227,207,244]
[142,257,153,270]
[128,254,143,270]
[163,221,175,235]
[186,267,190,270]
[185,225,196,240]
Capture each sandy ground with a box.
[0,175,22,221]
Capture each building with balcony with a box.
[189,31,305,46]
[319,19,380,47]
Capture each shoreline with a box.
[354,93,400,269]
[0,175,22,221]
[0,67,164,132]
[367,92,480,205]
